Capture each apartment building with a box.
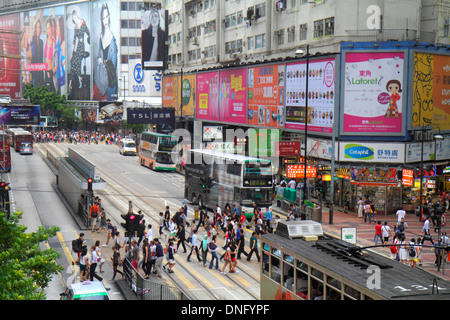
[164,0,450,73]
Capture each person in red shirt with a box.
[374,221,383,245]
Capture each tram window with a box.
[262,251,270,276]
[344,285,361,300]
[296,260,308,274]
[283,253,294,264]
[326,286,341,300]
[310,280,323,300]
[271,256,281,284]
[296,270,308,299]
[271,248,281,258]
[310,267,324,282]
[263,243,269,252]
[326,275,341,292]
[282,262,294,291]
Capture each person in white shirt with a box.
[396,208,406,223]
[421,217,434,245]
[89,246,103,281]
[187,228,202,262]
[288,179,296,189]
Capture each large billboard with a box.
[141,8,168,70]
[341,51,406,135]
[247,64,285,128]
[1,14,21,99]
[92,0,119,101]
[285,57,336,133]
[66,2,91,101]
[412,52,450,131]
[162,74,195,117]
[20,7,66,96]
[0,106,40,125]
[219,68,247,124]
[196,71,219,121]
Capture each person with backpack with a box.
[408,238,418,268]
[394,217,408,241]
[72,233,85,265]
[208,235,219,270]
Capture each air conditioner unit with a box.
[276,221,323,240]
[414,131,423,141]
[425,131,434,141]
[193,37,199,45]
[274,30,281,36]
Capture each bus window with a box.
[158,136,177,152]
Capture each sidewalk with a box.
[272,200,450,281]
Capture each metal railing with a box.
[122,258,190,300]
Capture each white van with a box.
[119,138,137,155]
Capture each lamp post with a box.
[296,45,310,216]
[418,120,443,224]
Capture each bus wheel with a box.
[192,193,198,205]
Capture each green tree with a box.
[23,84,79,128]
[0,210,63,300]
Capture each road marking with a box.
[176,257,215,289]
[171,268,195,289]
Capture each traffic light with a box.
[317,180,324,193]
[0,181,9,191]
[87,178,93,192]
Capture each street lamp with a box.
[296,45,310,216]
[417,119,444,225]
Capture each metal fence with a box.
[122,258,190,300]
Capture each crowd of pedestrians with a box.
[72,199,274,283]
[34,129,137,145]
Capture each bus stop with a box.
[55,147,106,229]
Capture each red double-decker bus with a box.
[0,131,11,172]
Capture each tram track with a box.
[38,142,260,300]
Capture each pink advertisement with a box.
[219,68,247,124]
[0,14,21,99]
[342,52,405,134]
[196,71,219,121]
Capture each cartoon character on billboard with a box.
[384,79,402,118]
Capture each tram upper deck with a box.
[261,221,450,300]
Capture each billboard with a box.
[128,59,162,98]
[1,14,21,99]
[127,107,175,124]
[341,51,405,135]
[412,52,450,131]
[20,7,66,97]
[98,101,123,123]
[219,68,247,124]
[247,64,285,128]
[92,0,119,101]
[195,71,219,121]
[0,106,40,125]
[285,57,336,133]
[162,74,195,117]
[339,141,405,163]
[141,9,168,70]
[66,2,92,101]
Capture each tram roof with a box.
[262,221,450,300]
[189,149,271,163]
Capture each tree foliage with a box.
[0,210,63,300]
[23,84,79,128]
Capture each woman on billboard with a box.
[141,8,165,68]
[94,2,118,101]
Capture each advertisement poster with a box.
[20,7,66,97]
[92,0,119,101]
[162,74,195,117]
[162,75,177,109]
[412,52,450,131]
[66,2,91,100]
[196,71,219,121]
[98,101,123,123]
[285,58,335,133]
[0,106,40,125]
[219,68,247,124]
[128,59,162,98]
[1,14,20,99]
[141,9,168,70]
[339,142,405,163]
[342,52,405,135]
[247,64,285,128]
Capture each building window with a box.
[255,33,265,49]
[299,24,307,41]
[314,19,324,38]
[248,36,255,50]
[277,29,285,45]
[288,26,295,43]
[324,17,334,36]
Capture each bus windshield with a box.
[156,152,174,164]
[240,188,272,205]
[158,136,177,152]
[244,160,272,176]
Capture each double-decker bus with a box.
[138,132,178,171]
[0,130,11,172]
[185,149,273,214]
